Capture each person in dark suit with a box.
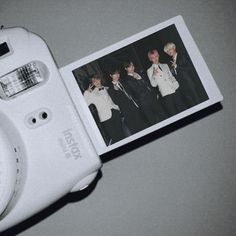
[164,42,207,107]
[108,68,148,134]
[124,61,164,126]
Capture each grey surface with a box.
[0,0,236,236]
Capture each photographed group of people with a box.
[83,42,204,144]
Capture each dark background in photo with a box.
[73,24,208,101]
[72,24,209,145]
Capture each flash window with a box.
[0,61,49,100]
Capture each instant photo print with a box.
[0,16,223,232]
[61,15,223,155]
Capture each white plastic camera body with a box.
[0,27,102,232]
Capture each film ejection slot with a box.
[0,61,49,100]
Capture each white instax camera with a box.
[0,27,102,232]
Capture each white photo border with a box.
[60,15,223,155]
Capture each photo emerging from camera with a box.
[72,24,209,146]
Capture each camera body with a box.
[0,27,102,232]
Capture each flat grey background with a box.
[0,0,235,236]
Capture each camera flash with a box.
[0,61,48,99]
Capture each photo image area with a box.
[72,24,209,146]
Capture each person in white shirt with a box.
[84,74,125,144]
[147,49,186,116]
